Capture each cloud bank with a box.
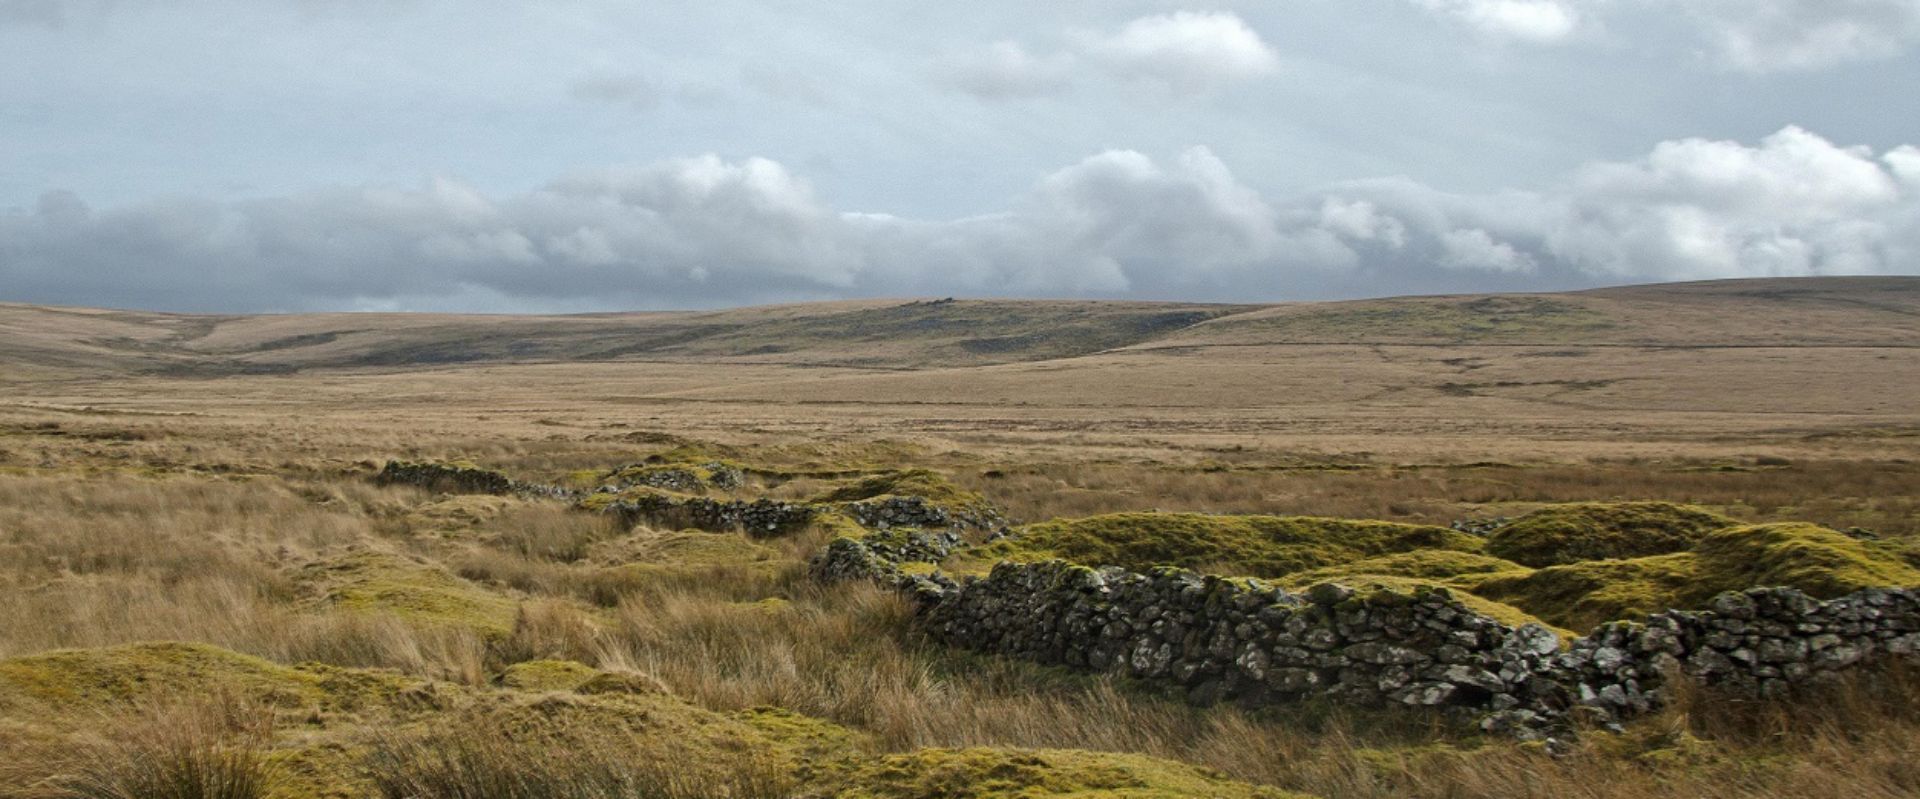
[2,127,1915,312]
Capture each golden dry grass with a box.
[3,278,1920,797]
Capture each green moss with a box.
[1303,576,1565,637]
[294,552,521,637]
[0,642,323,713]
[818,468,985,506]
[823,746,1306,798]
[497,659,600,691]
[1469,523,1920,632]
[1485,502,1739,567]
[981,512,1484,579]
[1468,554,1701,633]
[1284,551,1529,584]
[611,530,780,567]
[1692,522,1920,596]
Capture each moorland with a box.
[4,276,1920,798]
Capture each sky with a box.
[2,0,1918,313]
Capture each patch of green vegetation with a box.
[1692,522,1920,596]
[294,552,521,637]
[1485,502,1738,567]
[1469,523,1920,632]
[496,659,599,692]
[1468,554,1699,633]
[818,468,985,506]
[1283,551,1530,584]
[0,642,323,713]
[1305,576,1565,637]
[981,512,1485,578]
[821,746,1305,798]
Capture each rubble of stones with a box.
[602,461,745,493]
[845,495,1005,535]
[598,494,817,537]
[1449,517,1511,536]
[914,559,1920,738]
[375,460,575,500]
[1549,586,1920,725]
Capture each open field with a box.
[4,277,1920,798]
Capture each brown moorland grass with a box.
[4,280,1920,798]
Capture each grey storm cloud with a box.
[3,127,1916,312]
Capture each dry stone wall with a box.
[913,560,1920,737]
[376,461,575,500]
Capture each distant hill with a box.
[3,277,1916,379]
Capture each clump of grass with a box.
[1282,551,1529,584]
[820,746,1304,799]
[976,512,1483,578]
[364,711,795,799]
[1485,501,1737,567]
[293,551,521,637]
[51,697,279,799]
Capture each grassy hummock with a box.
[979,512,1485,578]
[1484,501,1737,567]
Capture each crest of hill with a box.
[5,277,1917,378]
[1139,276,1920,349]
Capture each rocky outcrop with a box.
[914,560,1920,737]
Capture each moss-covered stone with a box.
[1485,502,1738,567]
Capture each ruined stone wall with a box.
[917,560,1920,735]
[600,494,818,537]
[376,461,574,500]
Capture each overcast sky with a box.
[2,0,1918,312]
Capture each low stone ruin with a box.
[901,559,1920,737]
[845,495,1004,534]
[598,493,817,537]
[375,460,575,500]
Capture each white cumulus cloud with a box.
[1674,0,1920,72]
[1411,0,1582,43]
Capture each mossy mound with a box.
[1298,576,1565,637]
[1469,523,1920,632]
[823,746,1305,798]
[1469,554,1700,633]
[819,468,985,506]
[293,551,521,637]
[0,642,323,713]
[1693,522,1920,596]
[982,513,1484,579]
[496,659,600,691]
[404,494,524,533]
[1284,551,1530,585]
[1484,502,1738,567]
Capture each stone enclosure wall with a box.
[917,560,1920,736]
[376,461,575,500]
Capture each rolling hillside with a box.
[4,277,1917,380]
